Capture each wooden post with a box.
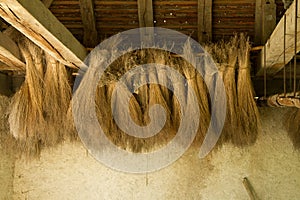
[255,0,276,45]
[198,0,212,43]
[137,0,154,45]
[79,0,99,48]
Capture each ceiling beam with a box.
[41,0,54,8]
[137,0,154,45]
[0,31,25,71]
[79,0,98,47]
[0,0,87,68]
[254,0,276,45]
[256,0,300,77]
[198,0,212,43]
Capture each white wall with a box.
[7,107,300,200]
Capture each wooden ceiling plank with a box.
[0,31,25,70]
[198,0,212,43]
[0,0,87,68]
[79,0,98,47]
[256,0,300,76]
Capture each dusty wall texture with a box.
[1,107,299,200]
[0,95,14,200]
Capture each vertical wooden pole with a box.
[198,0,212,43]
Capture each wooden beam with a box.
[0,31,25,70]
[256,0,300,76]
[41,0,54,8]
[198,0,212,43]
[262,0,276,43]
[254,0,263,45]
[137,0,154,45]
[0,0,87,68]
[255,0,276,45]
[79,0,98,47]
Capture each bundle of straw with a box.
[182,40,210,145]
[236,34,259,146]
[222,36,239,144]
[204,41,230,146]
[8,33,73,157]
[43,54,72,146]
[9,38,45,156]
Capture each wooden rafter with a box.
[198,0,212,43]
[0,31,25,71]
[137,0,154,44]
[41,0,54,8]
[256,0,300,76]
[0,0,87,68]
[79,0,98,47]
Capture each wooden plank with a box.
[255,0,276,45]
[41,0,54,8]
[0,0,87,68]
[198,0,212,43]
[79,0,98,47]
[256,0,300,76]
[137,0,154,45]
[254,0,262,44]
[0,31,25,70]
[262,0,276,43]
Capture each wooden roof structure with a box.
[0,0,298,84]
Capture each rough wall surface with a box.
[11,107,300,199]
[0,95,14,200]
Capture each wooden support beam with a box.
[0,0,87,68]
[41,0,54,8]
[198,0,212,43]
[137,0,154,45]
[79,0,98,47]
[256,0,300,76]
[255,0,276,45]
[0,31,25,71]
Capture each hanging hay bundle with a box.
[93,48,181,153]
[204,41,230,146]
[43,54,72,145]
[182,40,210,145]
[8,33,73,157]
[222,36,239,144]
[170,56,186,132]
[9,38,45,156]
[147,49,171,131]
[236,34,259,146]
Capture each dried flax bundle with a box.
[223,36,239,144]
[43,54,72,145]
[9,38,45,156]
[182,40,210,145]
[236,34,259,146]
